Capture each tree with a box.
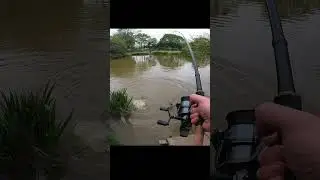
[110,35,128,58]
[157,34,185,51]
[190,37,210,56]
[182,36,210,60]
[116,29,136,50]
[134,33,151,49]
[146,38,157,52]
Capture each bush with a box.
[110,36,128,59]
[109,88,135,119]
[0,82,73,179]
[182,37,210,60]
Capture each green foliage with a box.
[182,36,210,63]
[105,134,120,153]
[110,29,210,61]
[109,88,135,119]
[106,134,120,145]
[151,51,181,56]
[110,36,127,58]
[146,38,158,50]
[130,52,150,56]
[110,35,128,59]
[157,34,185,51]
[134,33,151,49]
[116,29,136,50]
[0,82,73,179]
[190,37,210,57]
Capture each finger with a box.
[194,126,204,145]
[191,104,197,108]
[259,145,284,166]
[191,118,198,124]
[190,112,199,119]
[202,121,210,132]
[257,162,285,180]
[255,102,314,137]
[190,106,199,114]
[191,113,199,124]
[261,132,280,146]
[189,94,208,104]
[194,135,203,145]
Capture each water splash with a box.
[132,99,147,111]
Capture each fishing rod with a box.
[157,31,205,138]
[211,0,301,179]
[266,0,301,110]
[176,31,205,96]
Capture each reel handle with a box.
[160,106,169,111]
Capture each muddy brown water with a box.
[211,0,320,128]
[110,55,210,145]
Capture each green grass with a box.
[105,134,120,153]
[106,134,120,145]
[109,88,135,119]
[111,50,183,60]
[0,82,73,179]
[151,51,182,56]
[131,51,182,56]
[130,51,150,56]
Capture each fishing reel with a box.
[211,110,260,180]
[157,96,192,137]
[211,93,302,180]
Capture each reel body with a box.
[212,110,260,180]
[212,93,301,180]
[157,96,192,137]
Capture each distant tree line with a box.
[110,29,210,59]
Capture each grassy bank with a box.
[108,88,135,119]
[106,88,136,145]
[0,82,73,179]
[151,51,181,56]
[111,50,182,59]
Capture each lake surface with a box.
[0,1,110,179]
[110,55,210,144]
[211,0,320,127]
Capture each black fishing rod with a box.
[178,31,205,96]
[157,31,205,138]
[267,0,295,94]
[266,0,302,110]
[211,0,301,179]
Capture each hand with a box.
[255,102,320,180]
[189,94,210,144]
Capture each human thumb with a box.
[189,94,207,104]
[255,102,314,137]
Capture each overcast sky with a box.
[110,29,210,41]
